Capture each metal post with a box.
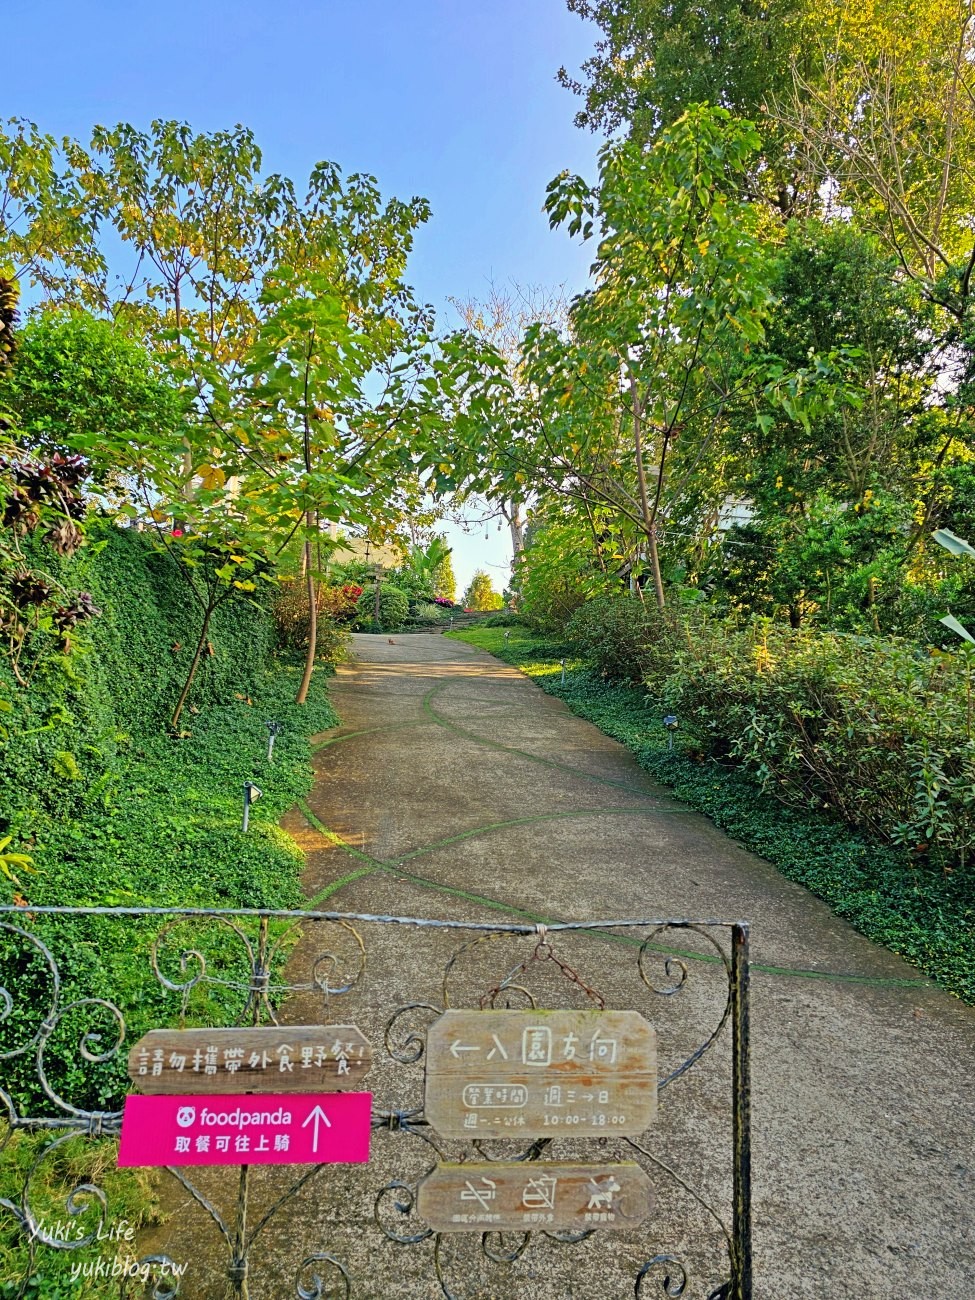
[241,782,262,833]
[265,720,282,762]
[731,922,752,1300]
[229,1163,250,1299]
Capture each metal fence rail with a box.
[0,905,751,1300]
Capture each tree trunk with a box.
[507,500,526,559]
[296,523,318,705]
[647,531,665,612]
[629,368,666,611]
[171,603,215,730]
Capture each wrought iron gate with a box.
[0,905,751,1299]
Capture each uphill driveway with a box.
[154,632,975,1300]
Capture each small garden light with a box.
[560,658,566,685]
[242,781,263,832]
[663,714,679,750]
[504,630,510,644]
[265,719,283,762]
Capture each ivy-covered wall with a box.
[0,524,275,837]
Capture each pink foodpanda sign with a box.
[118,1092,371,1167]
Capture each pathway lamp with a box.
[560,658,566,685]
[265,720,283,762]
[663,715,679,751]
[242,781,263,832]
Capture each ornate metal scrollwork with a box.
[384,1001,441,1064]
[295,1251,352,1300]
[636,1254,690,1297]
[374,1177,435,1244]
[637,924,734,1091]
[0,906,750,1299]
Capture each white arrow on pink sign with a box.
[117,1092,371,1167]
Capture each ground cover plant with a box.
[448,626,975,1005]
[0,520,340,1294]
[0,658,338,1294]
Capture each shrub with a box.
[408,601,450,625]
[513,513,620,633]
[480,612,525,628]
[666,618,975,872]
[566,594,684,683]
[354,583,409,631]
[271,579,351,661]
[0,525,277,836]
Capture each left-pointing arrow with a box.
[450,1040,479,1058]
[301,1104,331,1152]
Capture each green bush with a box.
[0,524,278,838]
[271,578,351,662]
[666,619,975,872]
[0,519,341,1293]
[355,583,409,631]
[408,600,450,626]
[479,611,525,628]
[566,594,682,683]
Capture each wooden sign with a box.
[424,1009,655,1140]
[127,1025,371,1094]
[417,1161,653,1233]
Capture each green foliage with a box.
[433,548,456,602]
[512,508,621,632]
[1,310,186,491]
[566,594,681,682]
[451,624,975,1003]
[0,661,337,1112]
[0,1134,158,1297]
[407,600,451,627]
[478,611,526,628]
[0,520,338,1292]
[272,577,353,660]
[665,620,975,865]
[355,582,408,631]
[558,0,804,150]
[390,536,453,603]
[462,569,503,611]
[0,660,337,1291]
[0,523,275,836]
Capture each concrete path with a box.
[157,634,975,1299]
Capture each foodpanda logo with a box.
[176,1106,196,1129]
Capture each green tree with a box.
[462,570,503,611]
[0,118,104,305]
[433,548,456,602]
[539,107,779,605]
[780,0,975,297]
[1,310,186,505]
[559,0,814,211]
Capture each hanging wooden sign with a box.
[424,1009,656,1139]
[127,1025,371,1094]
[417,1161,653,1233]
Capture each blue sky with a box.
[5,1,602,593]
